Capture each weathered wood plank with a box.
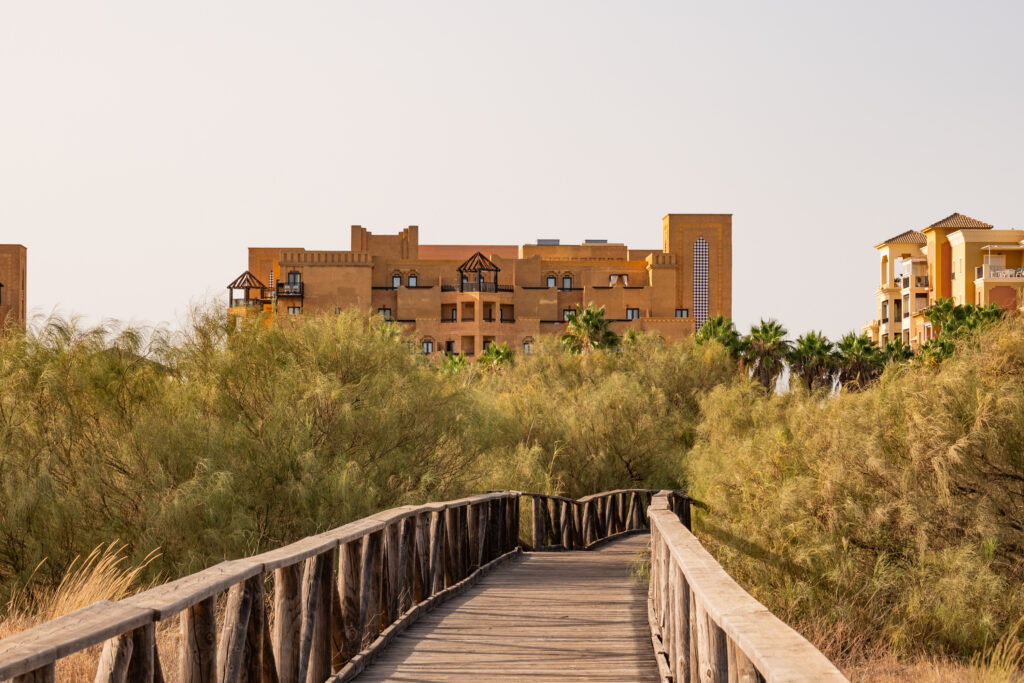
[94,632,132,683]
[358,531,383,646]
[272,563,302,683]
[0,602,152,681]
[353,535,658,682]
[180,596,216,683]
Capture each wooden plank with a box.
[0,602,153,681]
[305,552,332,683]
[244,578,266,683]
[337,539,361,664]
[94,632,132,683]
[352,535,659,682]
[647,493,846,682]
[123,559,264,621]
[180,596,216,683]
[272,563,302,683]
[413,513,430,602]
[128,623,156,683]
[428,511,445,595]
[358,531,383,645]
[217,577,257,683]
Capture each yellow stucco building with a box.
[865,212,1024,347]
[228,214,732,355]
[0,244,27,329]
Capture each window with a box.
[287,306,301,315]
[546,275,556,288]
[392,274,402,289]
[335,307,341,314]
[287,271,301,284]
[626,308,640,320]
[523,338,534,355]
[422,339,434,354]
[0,283,3,305]
[450,308,457,321]
[563,309,575,322]
[675,308,689,318]
[408,274,418,287]
[562,275,573,289]
[445,340,455,354]
[377,307,392,321]
[693,237,709,329]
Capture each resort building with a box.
[0,244,27,329]
[227,214,732,355]
[865,212,1024,347]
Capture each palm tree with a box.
[695,315,742,358]
[478,341,514,370]
[882,337,913,364]
[560,303,620,354]
[835,332,883,390]
[742,319,792,391]
[788,331,835,391]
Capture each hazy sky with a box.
[2,1,1022,338]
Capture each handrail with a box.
[647,491,847,682]
[521,489,689,550]
[0,491,521,683]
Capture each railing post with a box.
[444,507,459,586]
[549,499,562,549]
[273,563,302,683]
[217,575,257,682]
[181,595,217,683]
[414,512,430,601]
[428,510,446,594]
[399,515,416,613]
[359,531,383,646]
[385,521,403,622]
[128,623,157,683]
[338,539,362,664]
[559,502,572,550]
[531,496,545,549]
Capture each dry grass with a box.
[0,542,159,681]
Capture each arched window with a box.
[546,274,556,288]
[392,273,402,289]
[693,237,709,329]
[421,338,434,354]
[408,273,418,287]
[523,337,534,355]
[562,274,573,290]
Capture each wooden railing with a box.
[647,491,847,683]
[523,489,691,550]
[0,491,520,683]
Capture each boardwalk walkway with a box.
[357,535,658,681]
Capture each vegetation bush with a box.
[687,317,1024,661]
[0,309,734,607]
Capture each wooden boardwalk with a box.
[356,534,658,682]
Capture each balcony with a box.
[277,282,304,297]
[976,264,1024,280]
[900,275,929,289]
[441,282,514,293]
[229,298,267,308]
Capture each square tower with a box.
[0,244,27,329]
[662,214,732,329]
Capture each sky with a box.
[2,1,1022,339]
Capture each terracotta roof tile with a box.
[927,212,993,229]
[876,230,926,247]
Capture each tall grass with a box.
[3,307,1023,678]
[686,317,1024,671]
[0,310,730,609]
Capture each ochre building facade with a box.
[865,212,1024,348]
[228,214,732,355]
[0,244,27,329]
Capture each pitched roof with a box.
[457,251,500,272]
[876,229,926,247]
[227,270,266,289]
[927,212,993,230]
